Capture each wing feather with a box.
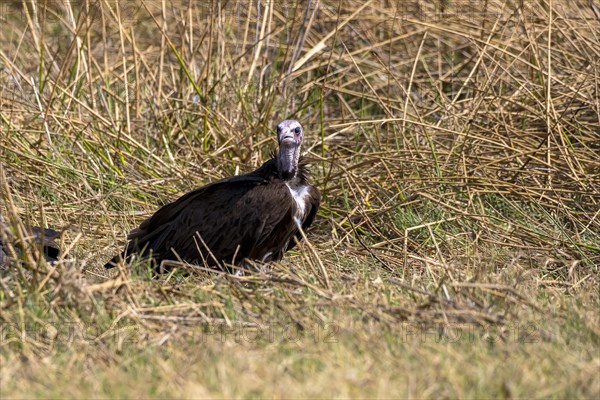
[123,175,295,266]
[106,157,321,270]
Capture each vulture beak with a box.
[279,132,296,146]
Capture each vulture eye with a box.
[294,126,301,135]
[277,126,282,134]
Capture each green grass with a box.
[1,0,599,398]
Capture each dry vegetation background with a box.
[0,0,599,398]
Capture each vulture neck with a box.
[277,143,300,180]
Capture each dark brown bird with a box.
[105,120,320,271]
[0,214,61,266]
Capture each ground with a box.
[0,0,598,398]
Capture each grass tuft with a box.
[1,0,598,397]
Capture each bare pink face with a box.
[277,120,303,148]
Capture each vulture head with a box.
[276,119,303,179]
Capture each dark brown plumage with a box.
[0,214,61,265]
[105,120,320,271]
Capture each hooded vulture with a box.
[105,120,321,271]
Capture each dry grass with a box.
[1,0,599,398]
